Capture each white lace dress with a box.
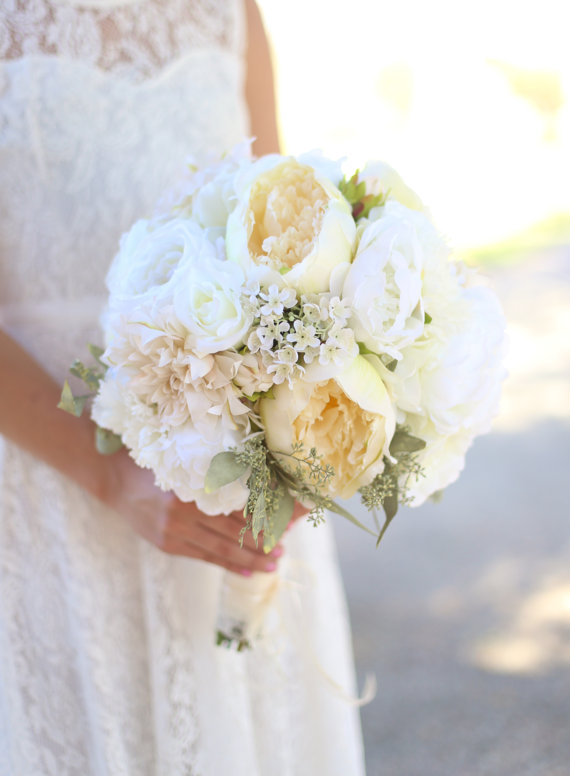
[0,1,366,774]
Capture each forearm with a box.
[0,328,109,499]
[245,0,281,156]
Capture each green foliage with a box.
[359,426,426,547]
[95,426,123,455]
[424,312,433,324]
[59,343,123,454]
[339,171,387,221]
[204,451,250,493]
[58,380,89,418]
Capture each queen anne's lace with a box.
[0,1,366,774]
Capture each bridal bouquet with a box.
[60,144,505,649]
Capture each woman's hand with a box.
[101,449,284,576]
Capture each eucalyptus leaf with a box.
[327,500,377,537]
[88,343,107,369]
[204,451,249,493]
[69,359,102,391]
[263,489,295,553]
[389,430,426,455]
[57,380,87,418]
[251,490,266,543]
[95,426,123,455]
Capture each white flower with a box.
[384,284,506,437]
[328,296,351,326]
[106,218,211,301]
[358,160,425,213]
[233,352,274,396]
[257,315,290,348]
[157,142,252,242]
[260,356,396,499]
[226,156,356,294]
[172,254,252,355]
[259,284,297,316]
[286,319,320,351]
[342,202,448,359]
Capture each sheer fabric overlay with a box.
[0,1,366,774]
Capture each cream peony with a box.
[259,356,395,499]
[226,156,356,294]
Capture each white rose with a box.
[226,156,356,294]
[259,356,395,499]
[173,253,252,355]
[106,218,210,301]
[342,201,447,358]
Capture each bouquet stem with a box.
[215,569,280,650]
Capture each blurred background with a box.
[258,1,570,773]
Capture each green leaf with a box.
[424,312,433,324]
[326,499,378,537]
[389,430,426,455]
[88,343,107,369]
[251,490,267,543]
[95,426,123,455]
[385,358,398,372]
[204,451,249,493]
[263,488,295,553]
[57,380,87,418]
[69,359,102,391]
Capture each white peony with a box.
[172,253,252,355]
[226,156,356,294]
[358,160,425,212]
[259,356,395,499]
[383,284,506,437]
[342,201,448,359]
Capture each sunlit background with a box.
[258,1,570,772]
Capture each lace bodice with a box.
[0,0,249,377]
[1,0,243,82]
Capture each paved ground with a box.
[334,246,570,775]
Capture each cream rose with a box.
[259,356,395,499]
[226,156,356,294]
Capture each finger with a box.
[204,514,269,554]
[188,523,279,573]
[159,538,260,576]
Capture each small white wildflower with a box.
[301,301,322,324]
[329,296,352,325]
[247,329,263,353]
[327,326,356,349]
[259,284,297,316]
[286,319,320,351]
[258,315,290,348]
[303,345,321,364]
[266,360,294,384]
[274,345,298,365]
